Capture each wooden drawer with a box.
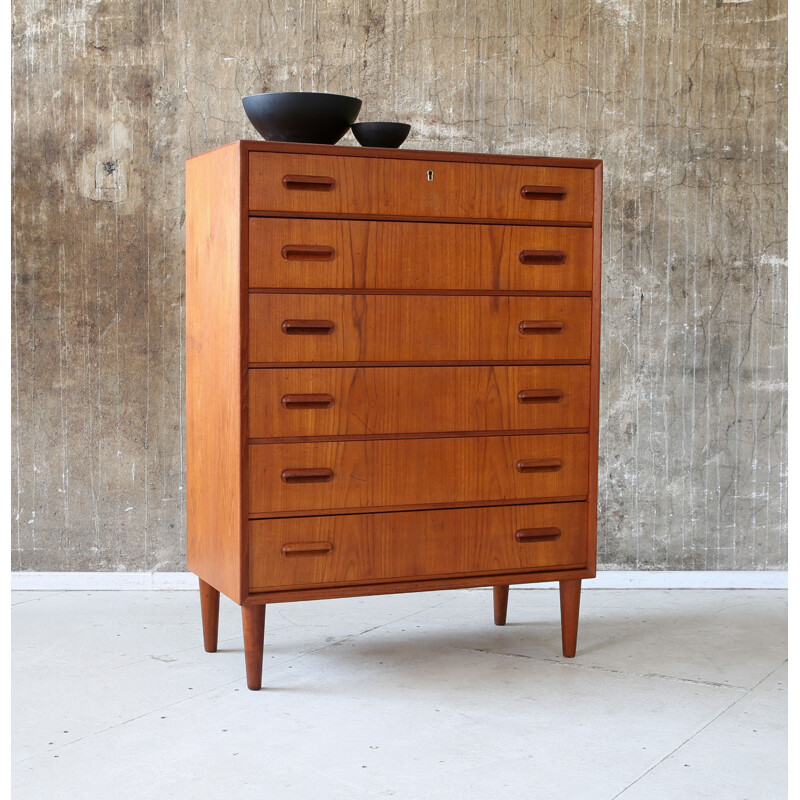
[249,501,588,590]
[248,433,588,515]
[249,153,593,223]
[249,218,593,292]
[248,294,591,364]
[248,365,590,439]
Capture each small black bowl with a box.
[242,92,362,144]
[351,122,411,148]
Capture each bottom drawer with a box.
[249,502,587,591]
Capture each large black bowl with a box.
[242,92,362,144]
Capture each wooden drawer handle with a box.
[518,320,564,334]
[519,249,567,266]
[281,393,334,410]
[281,244,336,261]
[280,468,334,484]
[517,389,564,404]
[520,185,567,200]
[516,458,563,473]
[516,527,562,543]
[282,174,336,191]
[281,319,335,335]
[281,541,334,557]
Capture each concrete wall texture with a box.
[11,0,787,572]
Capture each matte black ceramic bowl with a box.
[242,92,362,144]
[351,122,411,148]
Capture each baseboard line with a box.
[9,570,788,591]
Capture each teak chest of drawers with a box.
[186,140,602,690]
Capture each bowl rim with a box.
[350,121,411,129]
[242,91,362,103]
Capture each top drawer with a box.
[249,153,594,223]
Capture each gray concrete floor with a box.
[12,588,787,799]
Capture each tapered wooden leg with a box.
[199,578,220,653]
[242,604,266,691]
[559,578,582,658]
[493,585,510,626]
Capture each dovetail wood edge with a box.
[247,210,594,228]
[244,566,596,604]
[248,360,592,368]
[247,428,590,445]
[188,140,602,170]
[247,495,589,520]
[247,289,593,297]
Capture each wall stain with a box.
[10,0,787,572]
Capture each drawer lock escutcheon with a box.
[518,320,565,334]
[516,458,563,474]
[281,319,335,335]
[515,527,562,543]
[281,394,335,410]
[281,468,334,484]
[282,174,336,191]
[281,541,334,557]
[520,185,567,200]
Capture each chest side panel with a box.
[186,143,246,603]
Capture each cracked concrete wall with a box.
[11,0,787,572]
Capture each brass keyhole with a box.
[427,170,434,181]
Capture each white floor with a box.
[11,587,787,799]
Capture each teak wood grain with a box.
[185,141,246,604]
[186,141,602,688]
[249,152,594,223]
[559,579,582,658]
[586,161,603,576]
[246,567,594,605]
[241,604,266,690]
[199,578,221,652]
[248,294,591,364]
[248,365,591,439]
[249,218,593,293]
[249,502,588,591]
[493,585,510,625]
[248,433,589,515]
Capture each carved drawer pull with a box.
[282,174,336,191]
[518,320,564,334]
[519,249,567,266]
[281,541,334,557]
[516,458,563,473]
[280,468,334,484]
[281,244,336,261]
[520,185,567,200]
[517,389,564,404]
[516,527,562,543]
[281,394,334,410]
[281,319,335,335]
